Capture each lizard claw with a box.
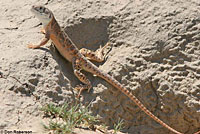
[74,84,91,98]
[74,85,84,98]
[40,28,46,34]
[27,43,35,49]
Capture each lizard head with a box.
[31,5,54,27]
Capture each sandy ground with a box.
[0,0,200,134]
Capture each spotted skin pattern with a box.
[28,5,200,134]
[72,57,92,97]
[79,43,110,62]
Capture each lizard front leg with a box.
[72,58,92,97]
[28,33,50,49]
[79,42,110,62]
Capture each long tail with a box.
[96,70,183,134]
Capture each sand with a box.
[0,0,199,134]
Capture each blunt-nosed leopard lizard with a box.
[28,5,200,134]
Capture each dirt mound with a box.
[0,0,199,134]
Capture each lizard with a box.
[27,5,199,134]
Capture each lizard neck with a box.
[44,16,56,30]
[45,16,62,34]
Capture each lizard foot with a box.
[97,42,111,55]
[74,84,91,98]
[40,28,46,34]
[27,43,38,49]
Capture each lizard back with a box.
[46,17,80,62]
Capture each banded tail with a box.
[93,67,183,134]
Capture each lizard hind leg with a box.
[79,42,111,62]
[72,58,92,98]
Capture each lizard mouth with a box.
[30,5,52,27]
[30,5,38,15]
[30,5,45,18]
[31,5,37,11]
[31,5,44,14]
